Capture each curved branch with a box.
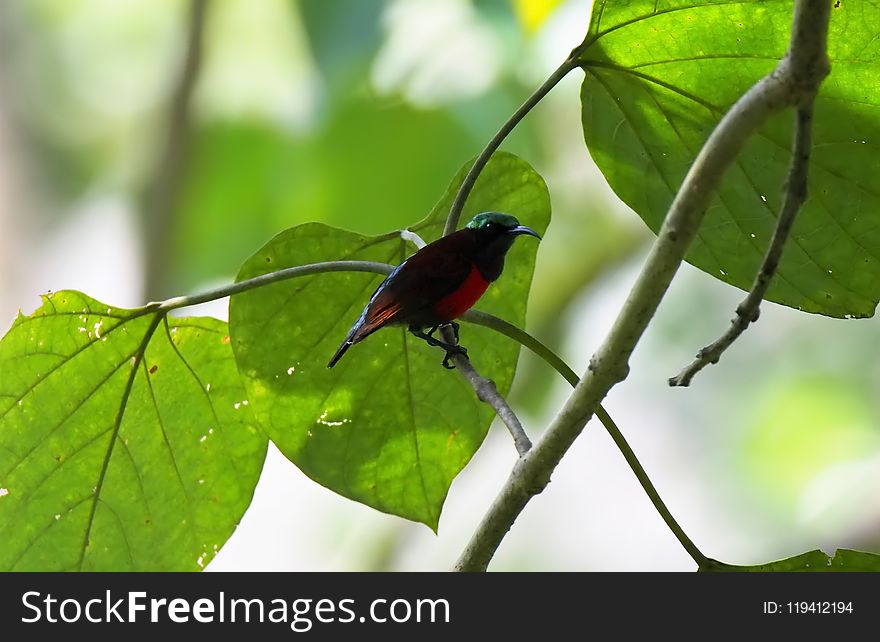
[453,0,832,572]
[141,255,702,562]
[463,310,579,387]
[155,260,393,312]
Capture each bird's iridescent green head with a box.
[465,212,540,239]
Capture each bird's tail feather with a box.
[327,322,376,368]
[327,339,354,368]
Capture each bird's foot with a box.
[411,325,467,369]
[441,345,468,370]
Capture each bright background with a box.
[1,0,879,571]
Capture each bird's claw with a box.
[441,345,468,369]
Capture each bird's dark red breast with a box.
[431,264,489,321]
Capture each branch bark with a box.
[454,0,832,572]
[669,101,817,387]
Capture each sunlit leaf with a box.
[579,0,880,317]
[229,152,550,528]
[0,293,267,570]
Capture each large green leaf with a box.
[704,548,880,572]
[578,0,880,317]
[229,152,550,529]
[0,292,267,570]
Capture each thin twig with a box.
[454,0,832,572]
[442,58,580,237]
[142,0,209,299]
[592,406,709,567]
[441,325,532,456]
[669,102,817,386]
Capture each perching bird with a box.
[327,212,540,369]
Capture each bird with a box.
[327,212,540,369]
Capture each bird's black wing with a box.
[363,232,475,326]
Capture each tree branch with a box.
[669,101,817,387]
[454,0,832,572]
[442,58,580,237]
[142,0,209,299]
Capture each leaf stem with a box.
[400,229,427,249]
[442,58,580,236]
[152,261,394,312]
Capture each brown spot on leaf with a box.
[149,364,158,374]
[222,336,231,345]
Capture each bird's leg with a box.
[410,326,468,370]
[410,327,460,351]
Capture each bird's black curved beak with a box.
[510,225,541,240]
